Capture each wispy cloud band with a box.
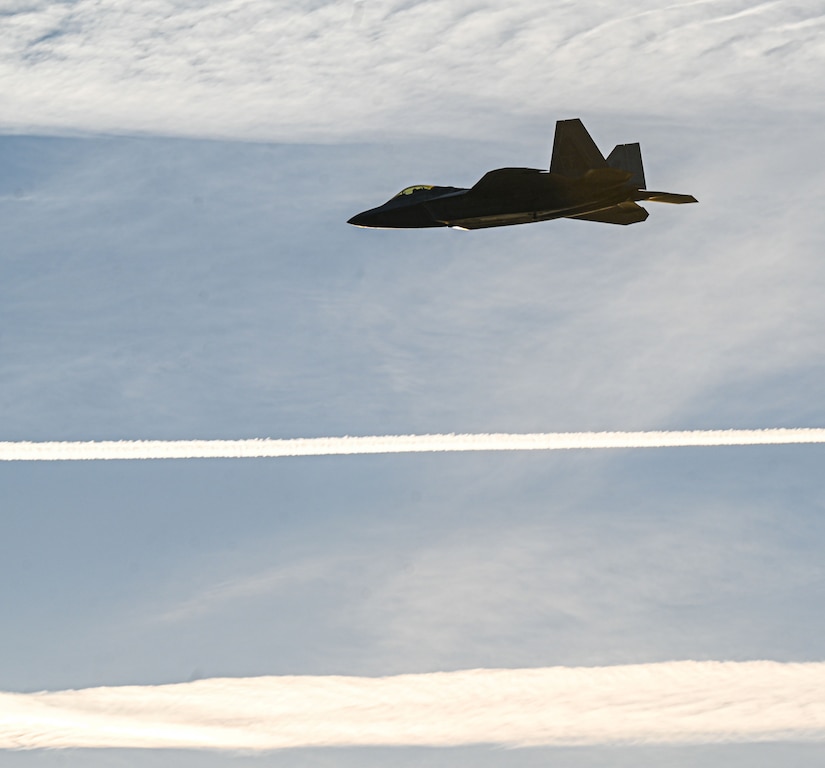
[3,661,825,751]
[2,429,825,461]
[2,0,823,139]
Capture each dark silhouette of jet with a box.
[348,119,697,229]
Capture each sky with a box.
[2,0,825,765]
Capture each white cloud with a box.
[3,662,825,750]
[0,0,823,140]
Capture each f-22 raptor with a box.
[348,119,697,230]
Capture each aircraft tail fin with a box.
[549,119,607,178]
[607,143,645,188]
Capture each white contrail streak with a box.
[2,662,825,751]
[1,429,825,461]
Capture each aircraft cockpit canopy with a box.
[394,185,434,198]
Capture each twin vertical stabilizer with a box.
[551,118,645,187]
[550,118,697,218]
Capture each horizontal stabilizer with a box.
[641,191,698,204]
[607,143,645,188]
[567,202,649,226]
[550,119,607,178]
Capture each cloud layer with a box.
[3,661,825,751]
[2,0,823,140]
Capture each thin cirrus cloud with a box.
[3,662,825,751]
[1,0,822,140]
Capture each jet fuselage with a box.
[348,168,636,230]
[347,119,697,230]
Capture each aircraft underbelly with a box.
[444,211,563,229]
[427,193,565,229]
[434,196,627,230]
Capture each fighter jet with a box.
[347,119,697,229]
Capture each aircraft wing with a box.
[566,201,649,225]
[469,167,548,196]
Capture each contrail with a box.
[1,429,825,461]
[3,661,825,751]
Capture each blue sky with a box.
[2,0,825,764]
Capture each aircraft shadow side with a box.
[348,119,697,230]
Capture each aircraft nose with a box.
[347,210,375,227]
[347,204,441,228]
